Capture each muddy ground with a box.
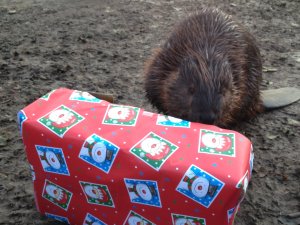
[0,0,299,224]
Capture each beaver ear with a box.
[262,87,300,110]
[151,48,162,56]
[143,48,162,74]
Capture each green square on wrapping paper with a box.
[124,211,155,225]
[130,132,178,171]
[40,90,56,101]
[199,129,235,157]
[38,105,84,137]
[102,104,140,126]
[171,213,206,225]
[42,180,72,211]
[79,181,114,207]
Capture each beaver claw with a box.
[89,92,114,103]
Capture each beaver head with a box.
[162,51,234,126]
[144,8,263,128]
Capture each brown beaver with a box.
[144,8,300,128]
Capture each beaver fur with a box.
[144,8,263,128]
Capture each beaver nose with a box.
[188,111,216,124]
[198,113,216,125]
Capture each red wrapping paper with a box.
[18,88,254,225]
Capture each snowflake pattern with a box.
[36,145,70,175]
[124,178,162,207]
[17,110,27,135]
[79,134,120,173]
[156,115,190,128]
[83,213,107,225]
[45,213,70,224]
[176,165,225,208]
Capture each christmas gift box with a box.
[18,88,254,225]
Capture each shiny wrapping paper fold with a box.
[18,88,253,225]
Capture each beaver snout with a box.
[194,112,217,125]
[187,96,219,125]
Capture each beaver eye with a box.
[218,88,224,95]
[188,86,195,94]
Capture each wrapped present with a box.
[18,88,254,225]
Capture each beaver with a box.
[144,8,299,128]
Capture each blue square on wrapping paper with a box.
[249,147,254,177]
[156,115,190,128]
[83,213,107,225]
[35,145,70,176]
[227,207,236,223]
[79,134,120,174]
[17,110,27,135]
[29,164,36,181]
[45,213,70,224]
[124,178,162,208]
[69,90,102,103]
[176,164,225,208]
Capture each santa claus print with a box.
[123,211,155,225]
[69,90,101,103]
[176,165,224,208]
[42,180,72,210]
[199,129,235,157]
[38,105,84,137]
[103,104,139,126]
[40,89,56,101]
[49,109,76,128]
[46,185,68,204]
[171,214,206,225]
[130,132,178,171]
[140,137,170,161]
[80,181,114,207]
